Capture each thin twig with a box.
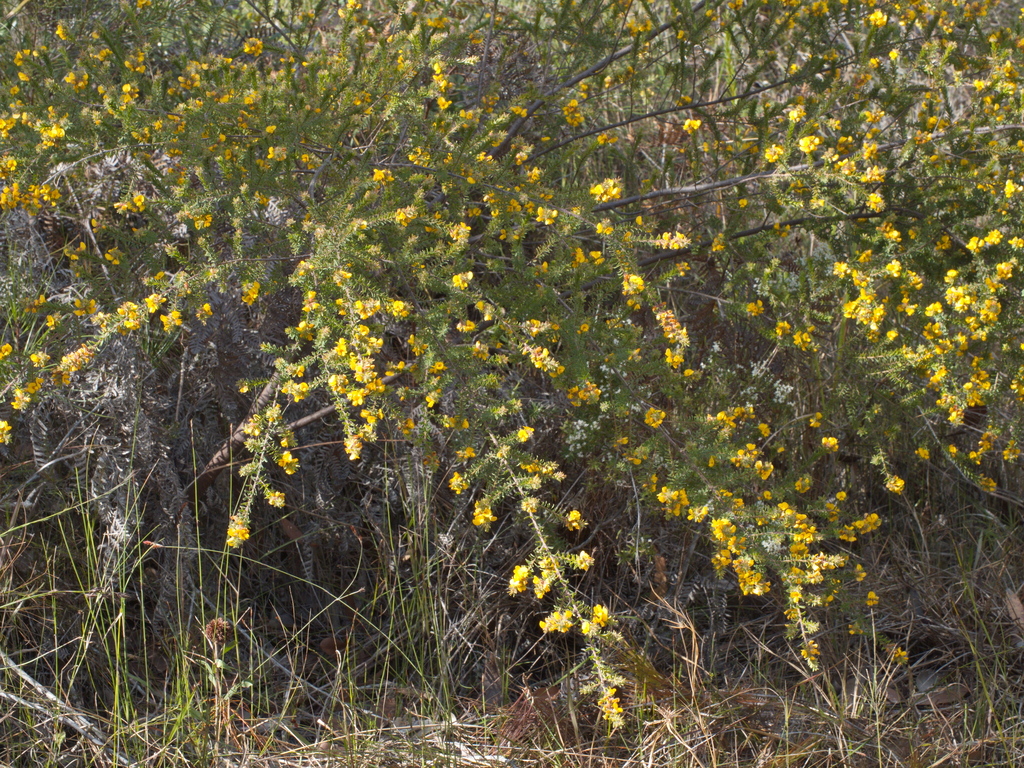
[595,123,1024,214]
[488,8,700,160]
[188,371,403,509]
[528,73,812,162]
[571,209,887,296]
[187,375,282,504]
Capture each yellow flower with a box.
[0,420,11,444]
[344,434,363,460]
[508,564,531,594]
[654,231,690,250]
[533,575,552,599]
[226,515,250,548]
[866,591,879,606]
[575,550,594,570]
[622,274,645,295]
[448,471,469,494]
[241,281,260,305]
[597,688,623,722]
[562,99,583,127]
[801,638,821,662]
[395,207,416,226]
[589,179,622,203]
[798,135,821,154]
[884,475,905,494]
[277,450,299,475]
[473,501,497,529]
[11,388,31,410]
[539,609,573,633]
[821,436,839,452]
[710,518,737,542]
[536,207,558,225]
[452,271,474,289]
[116,301,141,331]
[516,426,534,442]
[644,407,665,428]
[243,38,263,55]
[565,509,586,531]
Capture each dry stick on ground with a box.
[0,647,138,766]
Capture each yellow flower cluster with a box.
[580,604,609,635]
[657,486,689,516]
[562,99,584,127]
[226,515,250,548]
[567,381,601,406]
[565,509,585,531]
[622,274,645,296]
[539,609,573,633]
[644,408,666,428]
[589,179,622,203]
[473,501,497,529]
[597,688,623,722]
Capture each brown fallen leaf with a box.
[319,635,343,656]
[652,554,668,597]
[1005,588,1024,635]
[913,681,971,709]
[279,517,304,542]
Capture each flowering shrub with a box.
[3,0,1024,726]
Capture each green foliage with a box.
[4,0,1024,736]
